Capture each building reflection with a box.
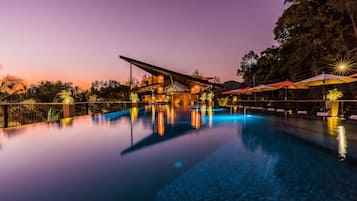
[122,105,208,155]
[151,105,156,124]
[191,109,201,129]
[158,111,165,136]
[165,105,175,125]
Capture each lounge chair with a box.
[316,111,330,117]
[267,108,275,112]
[349,115,357,120]
[297,110,308,115]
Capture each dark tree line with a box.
[237,0,357,86]
[1,80,130,103]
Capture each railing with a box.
[0,101,142,128]
[225,99,357,118]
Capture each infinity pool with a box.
[1,106,357,201]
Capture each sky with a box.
[0,0,285,89]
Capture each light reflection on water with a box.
[326,117,348,160]
[337,125,347,161]
[0,106,356,201]
[0,105,239,201]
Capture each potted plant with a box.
[326,88,343,117]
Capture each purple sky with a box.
[0,0,285,88]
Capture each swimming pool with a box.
[0,105,357,201]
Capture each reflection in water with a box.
[122,105,216,155]
[327,117,339,136]
[145,105,151,112]
[201,105,206,116]
[326,117,348,159]
[165,105,175,125]
[208,106,213,128]
[201,105,206,125]
[336,126,347,160]
[59,118,74,127]
[151,105,156,124]
[158,111,165,136]
[199,105,213,128]
[130,107,139,123]
[233,106,238,113]
[191,109,201,129]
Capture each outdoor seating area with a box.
[222,73,357,119]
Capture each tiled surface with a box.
[157,135,357,201]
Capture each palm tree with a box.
[55,89,74,104]
[0,75,26,102]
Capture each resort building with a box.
[120,56,221,107]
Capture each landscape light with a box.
[330,55,356,75]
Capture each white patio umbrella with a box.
[250,84,277,100]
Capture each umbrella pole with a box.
[285,87,287,101]
[322,85,326,112]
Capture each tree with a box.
[236,0,357,92]
[275,0,357,78]
[90,83,130,101]
[26,81,75,102]
[0,75,26,102]
[237,51,258,86]
[327,0,357,40]
[255,46,284,84]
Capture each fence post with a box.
[85,103,89,115]
[3,105,8,128]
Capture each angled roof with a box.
[120,55,222,88]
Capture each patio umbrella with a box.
[296,73,357,100]
[350,73,357,77]
[267,80,308,100]
[249,85,276,92]
[249,85,276,100]
[221,87,252,95]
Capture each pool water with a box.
[0,105,357,201]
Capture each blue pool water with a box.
[0,105,357,201]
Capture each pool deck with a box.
[267,115,357,163]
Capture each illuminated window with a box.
[157,75,164,84]
[157,87,164,94]
[191,85,200,94]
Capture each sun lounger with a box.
[297,110,308,115]
[349,115,357,120]
[276,109,285,113]
[267,108,275,112]
[316,112,329,117]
